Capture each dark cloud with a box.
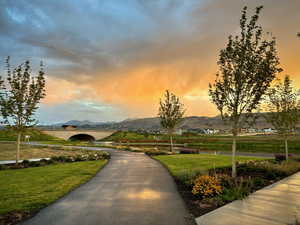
[0,0,299,122]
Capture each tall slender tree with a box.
[0,57,46,164]
[264,75,300,161]
[158,90,185,153]
[209,6,282,177]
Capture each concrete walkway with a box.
[20,148,196,225]
[0,158,50,165]
[196,172,300,225]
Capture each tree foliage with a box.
[265,75,300,134]
[0,57,46,130]
[264,76,300,160]
[0,57,46,164]
[208,6,282,177]
[159,90,185,131]
[158,90,185,152]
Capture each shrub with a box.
[145,150,169,156]
[28,161,41,167]
[192,175,222,197]
[0,164,8,170]
[274,154,293,162]
[179,149,199,154]
[217,176,254,202]
[22,160,30,167]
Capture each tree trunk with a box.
[16,132,21,165]
[170,135,173,153]
[232,135,237,178]
[285,137,289,162]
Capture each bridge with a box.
[42,130,115,141]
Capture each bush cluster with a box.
[117,145,170,156]
[0,151,110,170]
[189,159,300,204]
[192,175,222,197]
[51,151,110,162]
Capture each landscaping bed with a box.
[0,151,110,170]
[0,160,107,225]
[154,154,300,217]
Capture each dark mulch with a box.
[174,178,220,218]
[175,165,287,218]
[0,211,32,225]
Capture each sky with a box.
[0,0,299,124]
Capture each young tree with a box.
[0,57,46,164]
[209,6,282,177]
[158,90,185,153]
[264,75,300,161]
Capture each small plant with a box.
[0,164,8,170]
[192,175,222,197]
[275,154,293,162]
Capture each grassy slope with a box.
[0,160,106,214]
[153,154,263,177]
[0,143,94,160]
[0,129,58,142]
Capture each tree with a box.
[208,6,282,177]
[297,32,300,38]
[158,90,185,153]
[264,75,300,161]
[0,57,46,164]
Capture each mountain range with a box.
[44,114,273,131]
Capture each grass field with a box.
[104,131,300,154]
[153,154,264,177]
[0,160,107,215]
[0,143,93,160]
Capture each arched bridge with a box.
[42,130,115,141]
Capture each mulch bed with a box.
[0,211,32,225]
[174,166,283,218]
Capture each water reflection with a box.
[127,189,161,200]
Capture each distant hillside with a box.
[0,128,58,141]
[44,114,274,131]
[98,115,272,131]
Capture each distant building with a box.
[262,128,276,134]
[204,128,220,134]
[62,125,77,130]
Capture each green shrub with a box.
[28,161,41,167]
[218,176,254,202]
[145,150,169,156]
[0,164,8,170]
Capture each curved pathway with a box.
[20,147,196,225]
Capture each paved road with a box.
[20,147,196,225]
[196,172,300,225]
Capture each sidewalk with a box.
[196,172,300,225]
[0,158,50,165]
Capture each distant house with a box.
[62,125,77,130]
[263,128,276,134]
[204,128,219,134]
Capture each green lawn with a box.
[0,160,107,215]
[103,131,300,154]
[153,154,264,177]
